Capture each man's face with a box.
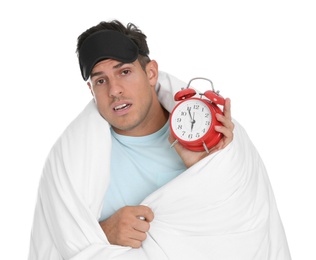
[88,59,159,136]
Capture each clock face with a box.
[171,99,212,142]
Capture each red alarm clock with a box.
[170,77,225,153]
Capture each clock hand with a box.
[187,107,193,121]
[187,107,196,132]
[191,112,196,131]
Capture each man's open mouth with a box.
[114,104,131,111]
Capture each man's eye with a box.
[97,79,106,85]
[121,69,131,75]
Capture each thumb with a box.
[136,205,154,222]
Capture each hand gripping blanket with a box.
[28,72,291,260]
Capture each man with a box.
[77,20,234,248]
[28,20,290,259]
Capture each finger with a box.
[130,230,147,242]
[133,205,154,222]
[128,232,147,248]
[223,98,232,120]
[215,124,233,140]
[133,218,150,233]
[207,137,228,154]
[141,205,154,222]
[216,113,235,131]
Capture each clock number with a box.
[177,125,183,130]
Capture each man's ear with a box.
[87,81,94,97]
[146,60,159,87]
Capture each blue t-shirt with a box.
[100,121,187,221]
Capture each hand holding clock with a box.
[169,98,234,168]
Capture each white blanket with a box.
[28,72,291,260]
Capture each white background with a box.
[1,0,315,259]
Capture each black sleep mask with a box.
[78,30,146,81]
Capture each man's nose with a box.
[109,79,123,98]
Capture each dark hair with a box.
[76,20,151,70]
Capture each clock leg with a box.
[170,139,179,148]
[202,142,209,153]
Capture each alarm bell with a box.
[174,77,225,105]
